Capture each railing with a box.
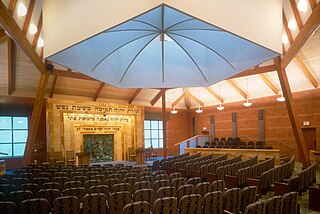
[174,135,210,155]
[265,140,296,158]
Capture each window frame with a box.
[144,120,163,149]
[0,116,28,157]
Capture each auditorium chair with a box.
[82,193,108,214]
[112,183,131,193]
[202,191,223,214]
[179,194,202,214]
[0,201,17,214]
[243,200,265,214]
[177,184,195,203]
[264,195,283,214]
[255,141,264,149]
[109,191,132,214]
[247,141,255,149]
[133,188,154,205]
[156,186,177,198]
[195,182,212,197]
[240,186,258,213]
[239,141,247,149]
[224,188,242,214]
[123,201,150,214]
[187,177,201,186]
[8,190,34,210]
[20,198,50,214]
[53,196,80,214]
[282,192,299,214]
[37,188,61,210]
[88,185,110,200]
[152,197,178,214]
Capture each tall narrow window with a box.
[144,120,163,148]
[0,116,28,157]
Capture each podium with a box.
[136,148,145,165]
[76,152,90,165]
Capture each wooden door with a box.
[302,128,316,151]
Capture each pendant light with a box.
[243,78,252,107]
[171,90,178,114]
[196,106,203,113]
[277,93,285,102]
[171,106,178,114]
[217,85,224,110]
[195,89,203,113]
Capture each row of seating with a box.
[274,163,317,196]
[199,140,268,149]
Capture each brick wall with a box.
[190,88,320,159]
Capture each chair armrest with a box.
[274,181,292,196]
[223,210,235,214]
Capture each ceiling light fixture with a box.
[171,106,178,114]
[297,0,308,12]
[243,78,252,107]
[277,94,285,102]
[282,34,288,44]
[217,104,224,111]
[196,106,203,114]
[37,37,44,47]
[29,24,38,35]
[17,2,27,17]
[288,19,297,30]
[217,85,224,110]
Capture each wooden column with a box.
[161,89,167,160]
[274,57,310,167]
[23,71,50,164]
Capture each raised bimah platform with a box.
[184,147,280,165]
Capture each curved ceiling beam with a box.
[91,32,158,71]
[168,31,235,70]
[131,19,161,31]
[119,34,159,84]
[165,18,193,31]
[165,34,208,82]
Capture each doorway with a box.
[302,128,316,151]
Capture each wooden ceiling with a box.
[0,0,319,110]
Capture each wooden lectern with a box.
[76,152,90,165]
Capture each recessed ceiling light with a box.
[297,0,308,12]
[37,37,44,47]
[29,24,37,35]
[288,19,297,30]
[17,2,27,17]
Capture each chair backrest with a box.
[133,181,152,192]
[82,193,108,214]
[42,182,62,191]
[169,172,182,181]
[244,200,265,214]
[265,195,283,214]
[133,188,154,205]
[84,179,102,192]
[0,201,17,214]
[53,196,80,214]
[153,179,170,192]
[123,201,150,214]
[171,177,187,190]
[179,194,202,214]
[8,190,34,209]
[224,188,242,214]
[177,184,195,202]
[203,191,223,214]
[212,180,225,193]
[195,182,212,197]
[88,185,109,199]
[113,183,131,193]
[241,186,258,212]
[187,177,201,186]
[0,184,17,195]
[62,187,85,202]
[282,192,299,214]
[37,188,61,208]
[156,186,177,198]
[20,198,50,214]
[64,181,83,189]
[109,191,132,214]
[153,196,178,214]
[21,183,40,195]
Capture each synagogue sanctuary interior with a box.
[0,0,320,213]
